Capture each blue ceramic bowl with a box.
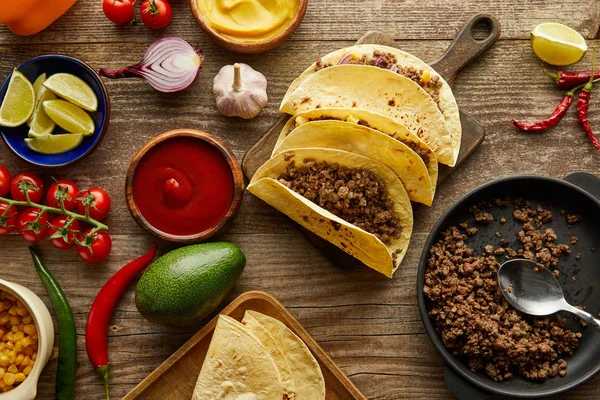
[0,55,110,167]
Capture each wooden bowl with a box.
[125,129,244,243]
[189,0,308,54]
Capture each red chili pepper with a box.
[577,50,600,151]
[86,243,157,399]
[544,64,600,88]
[510,87,578,131]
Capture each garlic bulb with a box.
[213,63,268,119]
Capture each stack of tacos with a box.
[248,44,461,278]
[193,312,325,400]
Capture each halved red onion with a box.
[389,64,399,73]
[99,37,204,93]
[337,51,353,65]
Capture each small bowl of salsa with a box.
[190,0,308,54]
[126,129,244,243]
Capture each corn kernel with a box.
[22,316,32,324]
[0,356,8,367]
[7,306,17,317]
[2,373,14,386]
[0,367,4,379]
[346,114,360,124]
[13,373,25,383]
[5,342,13,351]
[20,356,29,367]
[0,380,5,389]
[8,317,19,326]
[23,325,36,336]
[0,313,8,326]
[14,342,22,353]
[22,365,32,376]
[7,351,15,363]
[7,365,16,374]
[15,354,23,366]
[421,70,431,84]
[13,332,23,342]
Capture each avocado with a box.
[135,242,246,327]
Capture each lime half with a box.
[531,23,588,66]
[25,133,84,155]
[43,73,98,112]
[28,74,56,136]
[43,99,95,136]
[0,69,35,128]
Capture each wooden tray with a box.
[241,14,501,270]
[123,291,367,400]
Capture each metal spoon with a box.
[497,258,600,331]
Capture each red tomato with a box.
[48,216,81,250]
[17,208,49,243]
[0,202,17,235]
[77,188,111,221]
[102,0,135,24]
[11,172,44,203]
[0,166,11,197]
[46,179,79,211]
[77,229,112,264]
[140,0,172,29]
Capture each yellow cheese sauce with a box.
[197,0,299,42]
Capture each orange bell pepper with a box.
[1,0,77,36]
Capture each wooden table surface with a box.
[1,1,600,399]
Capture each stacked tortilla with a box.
[248,44,461,277]
[192,312,325,400]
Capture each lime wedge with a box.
[0,69,35,127]
[28,74,56,136]
[43,99,95,136]
[31,73,47,97]
[43,73,98,112]
[25,133,84,155]
[531,23,588,66]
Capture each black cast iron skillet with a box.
[417,173,600,399]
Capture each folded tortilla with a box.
[243,311,325,400]
[280,64,454,167]
[241,313,297,400]
[248,148,413,277]
[192,315,283,400]
[273,113,436,205]
[281,44,461,164]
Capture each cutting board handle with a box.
[431,14,501,86]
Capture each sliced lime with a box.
[43,99,95,136]
[531,23,588,66]
[28,75,56,136]
[25,133,84,154]
[43,73,98,112]
[0,69,35,128]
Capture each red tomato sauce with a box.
[132,137,234,236]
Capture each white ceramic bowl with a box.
[0,279,54,400]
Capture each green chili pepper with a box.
[29,247,77,400]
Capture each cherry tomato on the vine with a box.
[0,166,11,197]
[0,202,17,235]
[11,172,44,203]
[103,0,135,24]
[48,216,81,250]
[140,0,172,29]
[17,208,49,243]
[77,229,112,264]
[46,179,79,211]
[77,188,111,221]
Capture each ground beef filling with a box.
[290,116,431,166]
[315,50,443,104]
[424,199,581,382]
[277,158,402,244]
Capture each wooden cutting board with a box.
[242,14,501,270]
[123,291,367,400]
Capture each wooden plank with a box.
[0,0,598,44]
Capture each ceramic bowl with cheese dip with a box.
[0,279,54,400]
[190,0,308,53]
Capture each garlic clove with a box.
[213,63,268,119]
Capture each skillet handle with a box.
[444,366,491,400]
[431,14,501,86]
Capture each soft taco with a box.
[241,313,297,400]
[281,44,461,164]
[279,65,455,166]
[273,108,438,203]
[273,120,433,205]
[242,311,325,400]
[193,315,283,400]
[248,148,413,277]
